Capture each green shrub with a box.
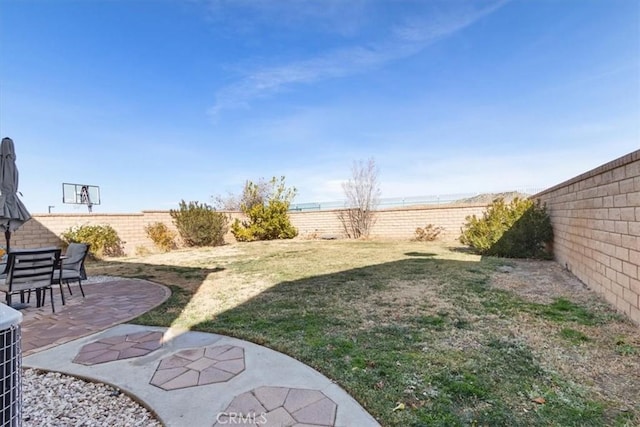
[460,197,553,258]
[460,198,523,253]
[135,245,151,257]
[232,200,298,241]
[61,224,124,258]
[144,222,177,252]
[170,200,229,247]
[413,224,444,241]
[231,177,298,242]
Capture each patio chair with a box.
[0,248,61,312]
[53,243,90,302]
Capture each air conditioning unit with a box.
[0,304,22,427]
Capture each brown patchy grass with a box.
[491,259,640,415]
[87,240,640,426]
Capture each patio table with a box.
[0,254,67,309]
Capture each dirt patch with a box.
[491,259,595,305]
[490,259,640,418]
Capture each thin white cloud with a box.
[542,62,640,95]
[202,0,368,36]
[210,45,398,114]
[209,0,508,116]
[392,0,506,43]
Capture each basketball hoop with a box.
[62,183,101,213]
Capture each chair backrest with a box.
[5,248,61,291]
[64,243,90,279]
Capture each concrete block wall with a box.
[535,150,640,323]
[289,210,345,238]
[290,204,486,240]
[11,204,487,255]
[370,204,487,240]
[11,211,246,255]
[12,212,153,255]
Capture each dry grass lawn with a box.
[88,240,640,426]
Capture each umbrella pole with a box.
[5,230,10,253]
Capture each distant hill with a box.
[453,191,531,205]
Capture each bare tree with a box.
[337,158,381,238]
[213,178,273,211]
[212,192,240,211]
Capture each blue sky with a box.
[1,0,638,213]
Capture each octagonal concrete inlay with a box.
[73,330,163,365]
[214,386,337,427]
[150,345,245,390]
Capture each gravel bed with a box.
[22,369,162,427]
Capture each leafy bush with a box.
[460,198,553,258]
[413,224,444,242]
[144,222,177,252]
[231,176,298,241]
[61,224,124,258]
[232,200,298,241]
[170,200,229,247]
[135,245,151,257]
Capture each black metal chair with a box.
[53,243,90,303]
[0,248,61,312]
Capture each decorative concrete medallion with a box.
[150,345,245,390]
[214,386,337,427]
[73,331,163,365]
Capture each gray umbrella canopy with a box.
[0,137,31,252]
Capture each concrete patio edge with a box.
[23,323,381,427]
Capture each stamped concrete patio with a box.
[18,278,380,426]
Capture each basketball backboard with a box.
[62,183,100,212]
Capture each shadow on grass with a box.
[447,246,477,254]
[87,252,627,427]
[403,251,436,257]
[86,259,225,327]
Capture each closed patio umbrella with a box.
[0,137,31,253]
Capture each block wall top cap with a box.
[33,213,144,217]
[377,202,490,212]
[534,149,640,198]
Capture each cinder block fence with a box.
[535,150,640,323]
[11,204,487,256]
